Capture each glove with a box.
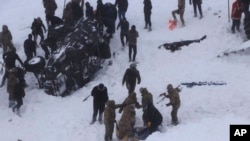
[160,93,166,97]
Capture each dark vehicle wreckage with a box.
[24,18,111,96]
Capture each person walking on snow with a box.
[117,17,129,47]
[189,0,203,19]
[172,0,185,26]
[115,0,128,20]
[122,63,141,94]
[127,25,139,62]
[143,0,152,31]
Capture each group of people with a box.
[0,37,26,116]
[89,62,181,141]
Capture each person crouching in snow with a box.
[142,103,163,134]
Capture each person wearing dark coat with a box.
[190,0,203,19]
[43,0,57,26]
[85,2,94,19]
[143,103,163,134]
[46,15,63,27]
[122,63,141,94]
[23,34,36,62]
[11,68,26,116]
[143,0,152,31]
[0,48,24,88]
[127,25,139,62]
[117,17,129,47]
[71,0,84,22]
[241,0,250,14]
[31,17,46,44]
[90,83,109,124]
[115,0,128,20]
[43,0,57,17]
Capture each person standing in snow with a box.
[7,68,18,108]
[104,100,122,141]
[118,92,140,113]
[12,68,26,116]
[160,84,181,125]
[0,47,24,88]
[189,0,203,19]
[143,0,152,31]
[42,0,57,26]
[231,0,244,33]
[172,0,185,26]
[127,25,139,62]
[139,87,154,125]
[117,17,129,47]
[31,17,47,44]
[122,63,141,94]
[0,25,14,54]
[85,2,94,19]
[23,34,36,62]
[116,104,138,141]
[115,0,128,20]
[90,83,109,124]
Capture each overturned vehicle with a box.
[24,18,111,96]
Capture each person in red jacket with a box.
[231,0,244,33]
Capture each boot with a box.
[98,114,103,124]
[16,108,21,117]
[90,119,96,124]
[148,26,152,31]
[9,100,15,108]
[144,24,148,29]
[90,115,96,124]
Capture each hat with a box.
[131,25,136,30]
[130,62,137,68]
[106,100,115,107]
[98,83,105,90]
[167,84,173,89]
[86,2,90,6]
[140,87,147,93]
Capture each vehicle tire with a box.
[24,56,46,72]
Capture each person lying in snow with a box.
[158,35,206,52]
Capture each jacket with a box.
[231,0,244,19]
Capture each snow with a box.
[1,0,250,141]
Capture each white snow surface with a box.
[1,0,250,141]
